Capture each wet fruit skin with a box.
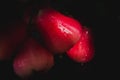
[35,8,83,54]
[0,5,95,78]
[67,27,94,63]
[13,38,54,77]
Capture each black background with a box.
[0,0,119,80]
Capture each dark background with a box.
[0,0,119,80]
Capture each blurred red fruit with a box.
[0,21,27,60]
[13,38,54,77]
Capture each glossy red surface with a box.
[35,8,83,53]
[67,28,94,63]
